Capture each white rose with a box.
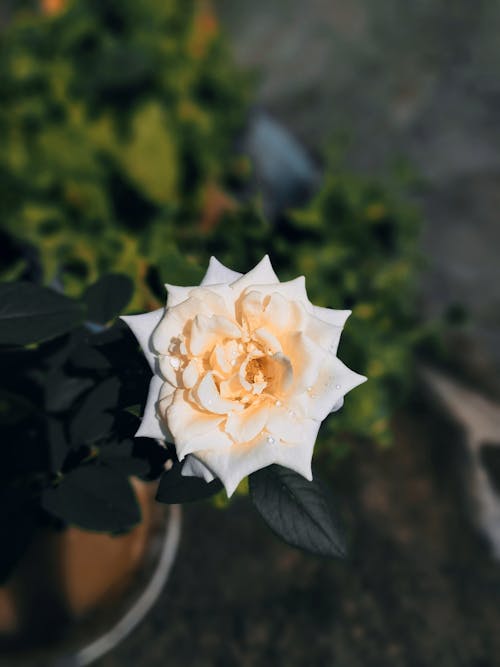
[122,256,366,496]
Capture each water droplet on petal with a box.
[275,400,282,407]
[169,357,181,369]
[335,384,341,390]
[267,435,275,445]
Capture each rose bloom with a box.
[123,256,366,496]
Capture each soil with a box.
[96,400,500,667]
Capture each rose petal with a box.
[176,423,233,460]
[186,285,236,317]
[252,327,282,355]
[219,373,247,400]
[281,332,324,395]
[201,256,243,286]
[248,276,309,308]
[164,284,193,308]
[195,421,318,496]
[265,407,305,443]
[158,354,182,386]
[270,418,321,480]
[290,356,367,421]
[135,375,174,441]
[152,297,202,354]
[312,305,352,328]
[230,255,279,294]
[182,455,216,483]
[266,352,293,396]
[121,308,164,371]
[189,314,241,356]
[192,372,242,414]
[304,313,343,354]
[166,388,225,447]
[225,404,270,443]
[194,436,278,497]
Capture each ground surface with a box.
[96,406,500,667]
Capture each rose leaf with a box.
[41,465,141,532]
[249,465,347,558]
[156,461,222,504]
[83,274,134,325]
[69,377,120,444]
[0,282,84,346]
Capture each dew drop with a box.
[267,436,275,445]
[335,384,341,390]
[169,357,181,370]
[275,400,282,407]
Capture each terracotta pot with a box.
[0,479,177,659]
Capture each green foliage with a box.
[249,465,347,558]
[0,0,249,307]
[0,277,167,582]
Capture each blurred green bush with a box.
[0,0,249,307]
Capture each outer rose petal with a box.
[290,356,367,421]
[242,276,309,308]
[304,313,343,354]
[175,424,233,461]
[194,436,280,497]
[281,331,324,394]
[230,255,279,293]
[164,283,194,309]
[135,375,174,441]
[182,455,216,483]
[121,309,164,371]
[193,420,319,497]
[201,256,243,286]
[271,418,321,480]
[167,389,225,449]
[312,305,352,328]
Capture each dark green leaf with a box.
[100,439,150,477]
[156,461,222,504]
[45,370,93,413]
[41,465,141,532]
[70,377,120,444]
[69,343,110,370]
[83,274,134,325]
[46,418,69,473]
[249,465,347,558]
[0,282,84,346]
